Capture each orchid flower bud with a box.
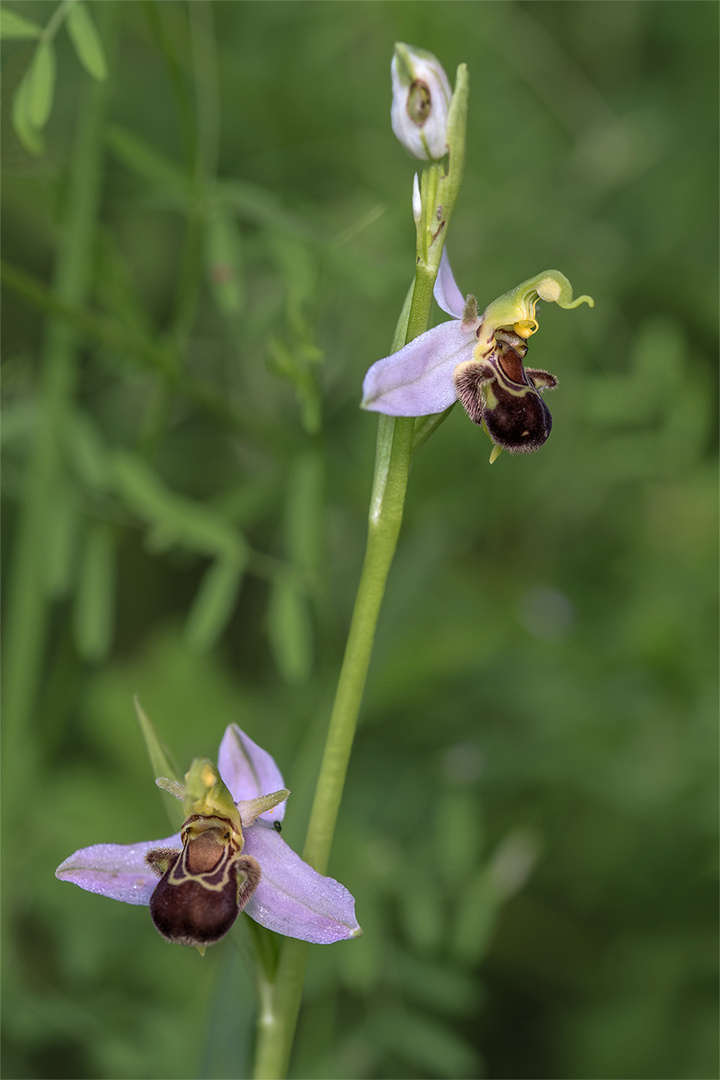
[412,173,422,224]
[391,42,453,161]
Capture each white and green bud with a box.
[391,42,453,161]
[412,172,422,224]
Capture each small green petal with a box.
[238,789,290,827]
[156,777,186,800]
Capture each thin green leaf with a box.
[27,40,56,129]
[267,575,312,685]
[396,861,445,954]
[205,209,245,317]
[200,946,256,1080]
[66,411,111,491]
[284,449,323,577]
[105,125,191,201]
[376,1005,479,1079]
[65,0,107,81]
[42,483,79,600]
[0,9,42,38]
[390,952,478,1018]
[0,399,36,446]
[134,698,182,785]
[94,229,154,338]
[111,451,244,560]
[185,556,246,653]
[448,869,501,966]
[72,521,115,664]
[12,63,44,155]
[219,179,317,241]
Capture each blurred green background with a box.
[2,2,717,1078]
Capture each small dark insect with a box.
[273,821,282,833]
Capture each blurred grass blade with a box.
[378,1005,479,1079]
[200,945,256,1080]
[285,449,323,578]
[105,124,191,201]
[267,574,313,685]
[134,697,181,784]
[448,831,539,967]
[12,54,44,154]
[0,9,42,38]
[66,0,108,81]
[205,208,245,317]
[219,179,316,240]
[42,482,79,599]
[72,521,115,663]
[94,229,154,337]
[26,40,56,128]
[66,410,111,492]
[449,869,502,966]
[112,450,244,559]
[185,555,246,653]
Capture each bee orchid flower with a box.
[362,251,593,454]
[56,725,362,948]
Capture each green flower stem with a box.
[251,237,435,1080]
[251,420,415,1080]
[252,62,470,1080]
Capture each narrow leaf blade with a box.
[185,557,246,653]
[267,575,313,685]
[134,698,181,784]
[0,9,42,38]
[206,209,245,317]
[12,62,44,155]
[72,522,115,663]
[65,0,108,81]
[27,40,56,129]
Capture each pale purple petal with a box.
[55,834,181,905]
[243,824,361,944]
[362,320,473,416]
[218,724,287,824]
[433,249,465,318]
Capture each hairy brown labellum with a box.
[454,331,558,454]
[146,815,261,947]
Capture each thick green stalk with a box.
[252,61,470,1080]
[251,413,414,1080]
[251,315,422,1080]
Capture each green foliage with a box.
[65,1,107,83]
[1,2,717,1079]
[7,0,106,154]
[0,9,43,39]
